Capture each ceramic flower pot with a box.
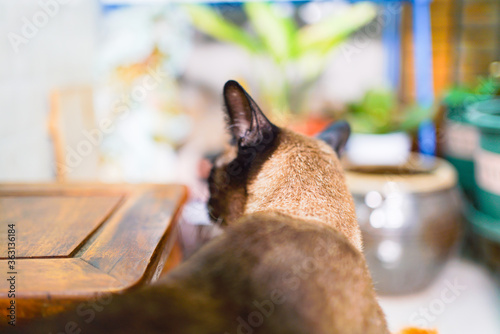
[345,155,462,294]
[346,132,411,166]
[466,99,500,219]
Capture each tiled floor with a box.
[379,259,500,334]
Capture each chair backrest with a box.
[48,86,99,182]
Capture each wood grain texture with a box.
[80,186,184,285]
[0,196,122,258]
[0,258,123,296]
[0,183,188,320]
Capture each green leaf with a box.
[399,104,436,133]
[347,113,384,134]
[475,77,500,95]
[294,50,328,81]
[347,89,434,134]
[244,2,296,63]
[296,2,377,57]
[186,5,261,53]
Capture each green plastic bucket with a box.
[465,203,500,282]
[466,99,500,219]
[443,94,491,195]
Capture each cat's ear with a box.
[223,80,276,148]
[317,120,351,156]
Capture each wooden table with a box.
[0,183,187,321]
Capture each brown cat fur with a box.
[9,80,388,334]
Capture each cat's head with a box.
[208,80,351,226]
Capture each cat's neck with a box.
[243,130,362,251]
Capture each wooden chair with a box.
[48,86,100,182]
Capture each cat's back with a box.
[172,212,388,334]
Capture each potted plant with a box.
[343,89,461,295]
[186,2,377,124]
[345,88,433,166]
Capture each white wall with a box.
[0,1,386,182]
[0,0,99,181]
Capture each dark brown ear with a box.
[223,80,277,148]
[317,120,351,156]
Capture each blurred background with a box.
[0,0,499,333]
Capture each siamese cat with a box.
[10,80,388,334]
